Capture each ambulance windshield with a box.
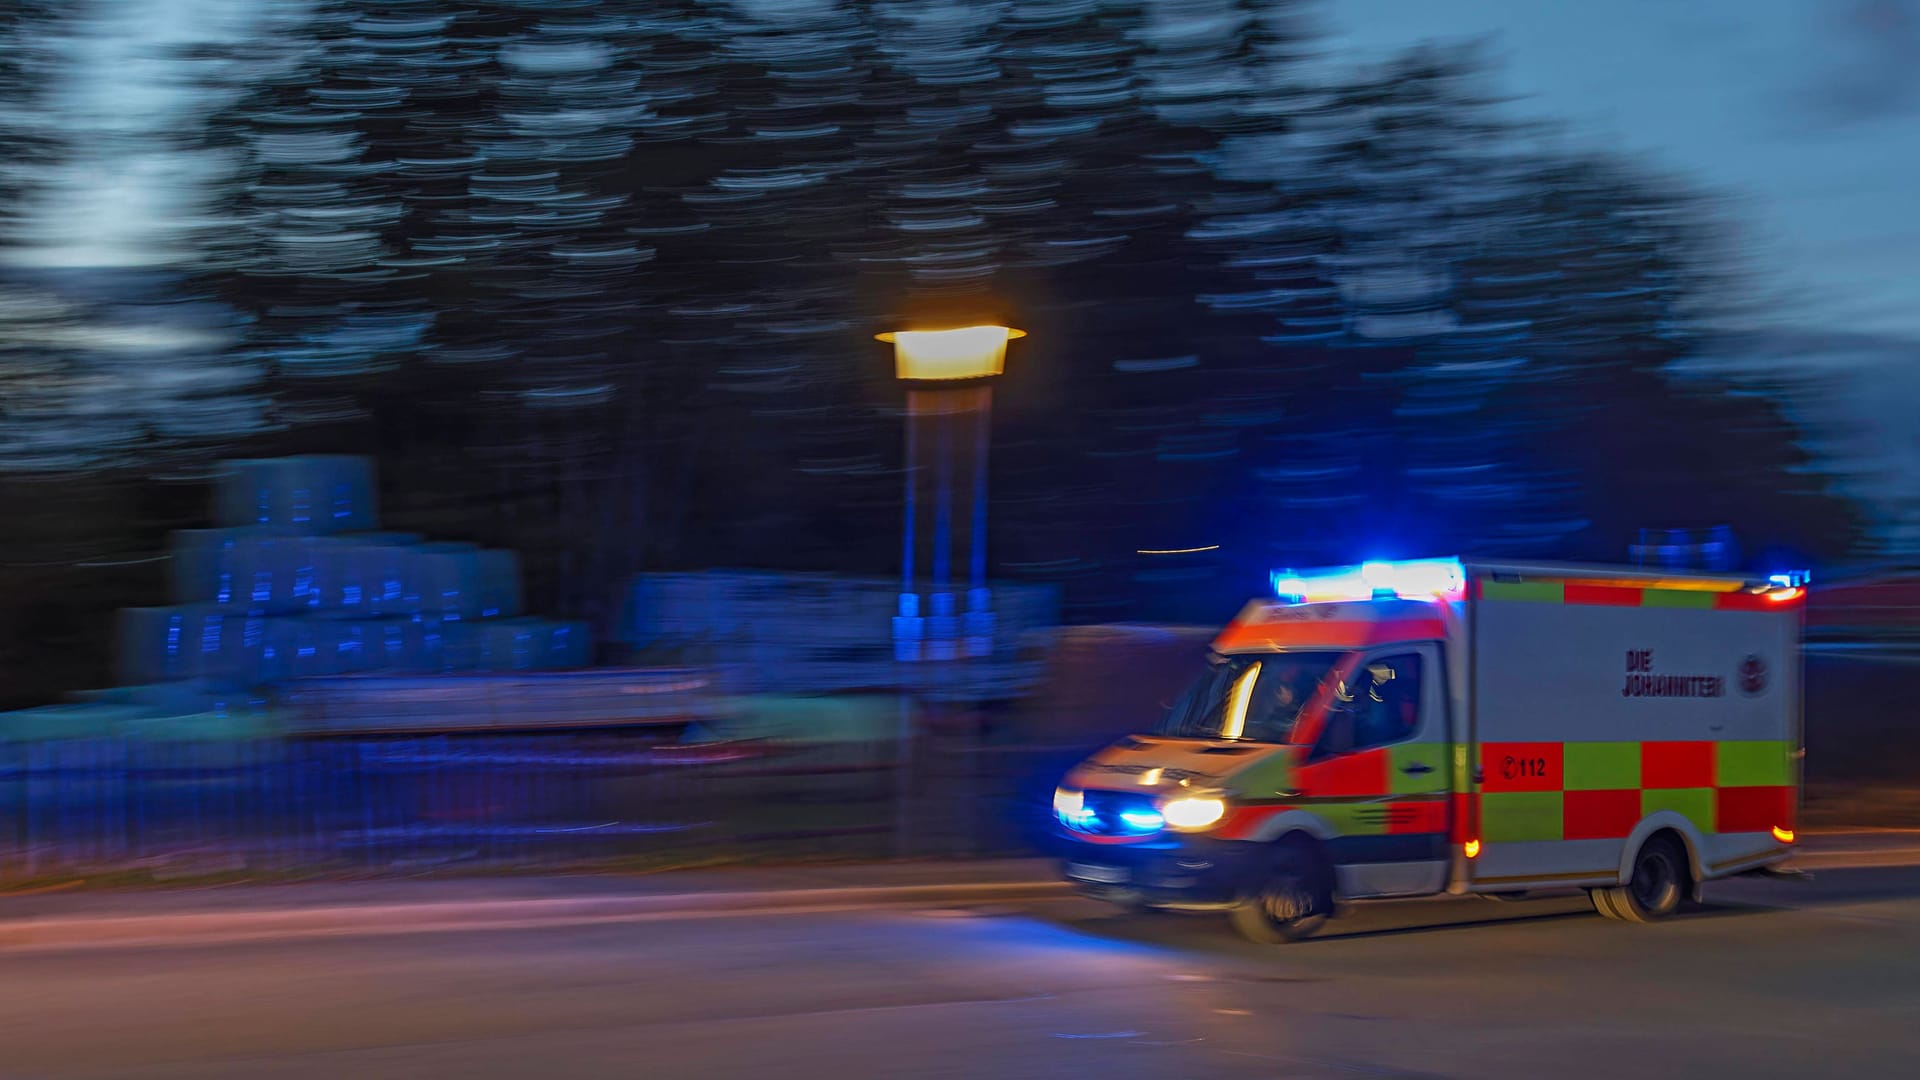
[1158,651,1346,743]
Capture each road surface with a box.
[4,867,1920,1078]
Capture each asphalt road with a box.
[4,868,1920,1079]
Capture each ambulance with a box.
[1052,558,1805,942]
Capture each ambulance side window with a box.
[1319,653,1423,757]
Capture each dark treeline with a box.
[0,1,1863,706]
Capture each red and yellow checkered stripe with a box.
[1475,739,1795,842]
[1213,738,1795,843]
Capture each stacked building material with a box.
[626,571,1058,702]
[119,456,588,689]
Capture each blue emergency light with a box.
[1270,558,1466,604]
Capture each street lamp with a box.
[877,325,1025,381]
[878,325,1024,664]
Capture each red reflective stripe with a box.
[1298,747,1390,797]
[1387,796,1449,835]
[1563,584,1643,607]
[1214,617,1446,653]
[1717,786,1794,834]
[1375,617,1448,641]
[1062,831,1159,846]
[1448,792,1476,842]
[1714,591,1791,611]
[1215,805,1283,841]
[1642,741,1715,789]
[1479,742,1564,792]
[1563,789,1641,840]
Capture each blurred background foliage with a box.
[0,1,1868,707]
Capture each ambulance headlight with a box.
[1053,787,1094,828]
[1159,796,1227,831]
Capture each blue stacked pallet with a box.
[120,456,589,690]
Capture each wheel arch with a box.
[1620,813,1707,887]
[1237,813,1340,904]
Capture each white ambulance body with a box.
[1051,559,1805,942]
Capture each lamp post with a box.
[878,324,1022,856]
[878,325,1024,666]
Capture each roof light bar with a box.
[1270,558,1466,604]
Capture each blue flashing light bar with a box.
[1768,570,1812,589]
[1271,558,1466,604]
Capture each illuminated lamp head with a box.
[877,325,1025,382]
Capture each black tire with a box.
[1596,835,1688,923]
[1229,842,1330,944]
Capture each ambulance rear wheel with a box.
[1229,843,1329,944]
[1596,835,1688,923]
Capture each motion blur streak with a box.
[0,3,1915,1076]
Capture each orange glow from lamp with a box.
[1772,826,1796,844]
[1463,839,1481,859]
[878,325,1025,381]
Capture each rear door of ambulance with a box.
[1465,575,1800,889]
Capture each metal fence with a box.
[0,734,1082,881]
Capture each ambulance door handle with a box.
[1401,762,1433,775]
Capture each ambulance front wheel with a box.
[1229,840,1331,944]
[1592,833,1689,923]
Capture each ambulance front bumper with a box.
[1052,834,1256,908]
